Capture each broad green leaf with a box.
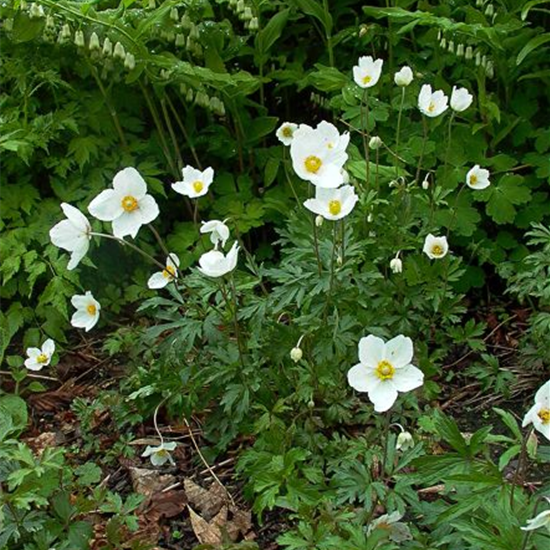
[517,33,550,65]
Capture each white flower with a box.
[172,165,214,199]
[290,123,349,188]
[367,511,412,542]
[466,165,490,190]
[276,122,298,146]
[522,380,550,441]
[141,441,177,466]
[147,254,180,289]
[290,347,303,362]
[88,167,159,239]
[315,215,324,227]
[450,86,473,112]
[521,504,550,532]
[347,335,424,412]
[198,242,239,278]
[25,339,55,371]
[304,185,358,221]
[422,174,430,190]
[394,66,413,87]
[353,56,383,88]
[418,84,449,117]
[423,234,449,260]
[49,203,92,270]
[369,136,383,150]
[200,219,230,249]
[396,431,414,451]
[390,256,403,274]
[70,291,101,332]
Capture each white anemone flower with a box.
[390,255,403,274]
[450,86,473,112]
[198,242,239,278]
[418,84,449,117]
[200,219,230,249]
[141,441,177,466]
[290,123,349,188]
[276,122,298,146]
[521,501,550,532]
[303,185,358,221]
[172,165,214,199]
[522,380,550,441]
[396,431,414,451]
[49,203,92,270]
[394,66,413,87]
[423,234,449,260]
[466,165,491,190]
[367,511,412,542]
[347,335,424,413]
[70,291,101,332]
[25,339,55,371]
[147,254,180,289]
[353,56,383,88]
[88,167,159,239]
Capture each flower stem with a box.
[380,411,391,479]
[361,88,371,186]
[510,426,533,508]
[395,87,405,177]
[443,112,455,182]
[148,225,185,280]
[415,117,428,184]
[322,0,334,67]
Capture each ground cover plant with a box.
[1,0,550,548]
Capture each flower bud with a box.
[236,0,245,13]
[481,54,487,68]
[456,43,464,57]
[148,0,156,8]
[186,88,194,102]
[249,17,259,31]
[102,37,113,56]
[243,6,253,21]
[369,136,383,150]
[29,3,45,18]
[113,41,126,60]
[394,65,413,87]
[170,7,179,21]
[290,347,303,362]
[440,37,446,49]
[315,215,324,227]
[465,46,473,60]
[447,40,454,53]
[485,60,494,78]
[124,52,135,70]
[45,14,55,30]
[337,255,343,267]
[475,51,481,66]
[422,174,430,190]
[175,33,185,47]
[74,30,85,48]
[307,399,315,409]
[485,4,494,17]
[367,213,373,223]
[390,256,402,274]
[396,431,414,451]
[358,25,368,38]
[437,30,441,40]
[89,32,100,51]
[181,14,192,29]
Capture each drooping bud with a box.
[465,46,473,60]
[422,174,430,190]
[102,37,113,56]
[447,40,454,54]
[89,32,100,51]
[175,33,185,47]
[60,23,71,42]
[390,255,403,274]
[290,347,303,363]
[29,3,45,19]
[481,54,487,68]
[113,41,126,60]
[440,37,446,49]
[485,4,494,17]
[170,7,179,21]
[475,51,481,66]
[45,14,55,30]
[526,431,539,459]
[236,0,245,13]
[396,431,414,451]
[456,43,464,57]
[485,60,494,78]
[186,89,194,103]
[181,14,192,30]
[243,6,253,21]
[74,30,85,48]
[369,136,383,150]
[315,215,324,227]
[124,52,135,70]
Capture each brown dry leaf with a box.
[129,467,176,498]
[188,504,228,545]
[146,490,187,521]
[184,478,227,519]
[225,505,253,541]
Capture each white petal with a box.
[67,243,89,270]
[347,363,378,392]
[24,358,43,371]
[534,380,550,406]
[42,339,55,356]
[112,211,142,239]
[138,194,160,225]
[369,382,399,412]
[202,167,214,186]
[60,203,90,233]
[71,309,92,329]
[392,364,424,393]
[26,347,41,359]
[148,271,170,289]
[85,311,100,332]
[167,253,180,269]
[88,189,123,221]
[358,335,385,368]
[522,403,539,427]
[533,421,550,441]
[49,220,81,252]
[384,335,413,368]
[112,167,147,199]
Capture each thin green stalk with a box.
[361,88,371,186]
[510,426,533,508]
[380,412,391,479]
[223,276,246,369]
[415,117,429,183]
[312,215,323,276]
[160,96,184,171]
[443,112,456,183]
[340,218,346,265]
[322,0,334,67]
[395,87,406,177]
[148,225,185,280]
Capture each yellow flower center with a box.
[328,200,342,216]
[431,245,444,257]
[428,101,435,113]
[121,195,138,212]
[156,449,169,458]
[87,304,97,316]
[376,360,395,380]
[282,126,293,138]
[538,408,550,425]
[162,265,176,279]
[362,75,372,85]
[469,174,478,186]
[304,155,322,174]
[193,180,204,193]
[37,353,48,364]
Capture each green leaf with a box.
[493,408,522,440]
[517,33,550,65]
[485,174,532,224]
[255,9,290,59]
[294,0,332,34]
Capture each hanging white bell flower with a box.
[304,185,358,221]
[70,291,101,332]
[49,203,92,270]
[315,215,324,227]
[521,502,550,532]
[396,431,414,451]
[353,56,383,88]
[466,165,491,190]
[423,234,449,260]
[421,174,430,190]
[418,84,448,117]
[147,254,180,289]
[276,122,298,146]
[369,136,383,150]
[141,441,177,466]
[290,347,303,362]
[172,166,214,199]
[347,335,424,413]
[450,86,473,112]
[198,242,239,278]
[522,380,550,441]
[88,167,159,239]
[25,339,55,371]
[390,254,403,274]
[394,66,413,87]
[200,219,230,248]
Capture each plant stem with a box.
[160,96,184,171]
[380,412,391,479]
[415,117,429,183]
[361,88,371,186]
[322,0,334,67]
[443,112,455,182]
[395,87,405,177]
[312,215,323,275]
[148,225,186,280]
[510,426,533,508]
[220,277,245,369]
